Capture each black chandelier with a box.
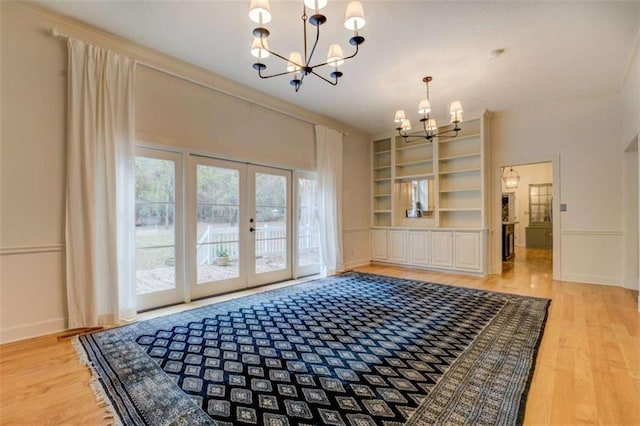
[249,0,366,92]
[394,76,464,143]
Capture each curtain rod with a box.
[49,28,349,135]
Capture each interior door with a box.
[187,156,248,299]
[247,165,292,287]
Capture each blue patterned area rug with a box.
[75,272,549,426]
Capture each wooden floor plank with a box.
[0,247,638,425]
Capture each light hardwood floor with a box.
[1,248,638,425]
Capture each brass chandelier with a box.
[394,76,463,143]
[249,0,366,92]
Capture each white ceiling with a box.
[35,1,640,135]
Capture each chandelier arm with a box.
[306,20,321,67]
[311,43,360,69]
[396,127,432,142]
[433,128,461,139]
[302,6,309,65]
[310,70,338,86]
[257,68,300,79]
[258,37,305,69]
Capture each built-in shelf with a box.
[395,142,432,152]
[374,178,392,182]
[438,133,480,143]
[439,167,481,175]
[374,165,391,170]
[373,210,392,213]
[439,153,481,161]
[439,187,481,193]
[439,207,482,212]
[396,159,433,167]
[395,173,435,181]
[374,193,392,197]
[373,149,391,155]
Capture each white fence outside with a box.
[197,224,319,265]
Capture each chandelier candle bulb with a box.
[250,36,270,59]
[418,99,431,115]
[327,44,345,67]
[249,0,272,24]
[394,110,406,123]
[303,0,327,11]
[286,52,303,72]
[449,101,463,123]
[427,119,438,133]
[344,1,366,32]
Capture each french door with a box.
[187,156,292,299]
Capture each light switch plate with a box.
[560,203,567,212]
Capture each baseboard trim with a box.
[560,273,622,287]
[343,259,370,270]
[0,317,67,344]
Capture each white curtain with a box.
[315,125,344,276]
[66,39,137,328]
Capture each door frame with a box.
[492,156,560,279]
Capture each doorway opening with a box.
[500,161,553,276]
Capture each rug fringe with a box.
[72,336,122,426]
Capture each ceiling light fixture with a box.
[249,0,366,92]
[394,76,463,143]
[502,167,520,189]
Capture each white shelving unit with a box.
[372,138,392,227]
[369,111,491,275]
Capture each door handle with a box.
[249,227,255,233]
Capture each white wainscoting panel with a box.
[560,230,623,286]
[0,247,67,343]
[343,228,370,270]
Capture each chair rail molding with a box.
[0,243,65,256]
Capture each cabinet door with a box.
[408,231,430,266]
[371,229,388,260]
[454,231,481,271]
[430,231,453,268]
[388,230,408,263]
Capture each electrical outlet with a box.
[560,203,567,212]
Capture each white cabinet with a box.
[430,231,453,267]
[388,230,408,263]
[454,231,481,271]
[408,231,430,266]
[371,229,388,261]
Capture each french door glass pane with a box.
[196,165,240,283]
[135,157,176,294]
[297,177,320,267]
[255,173,287,274]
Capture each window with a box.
[135,148,184,309]
[296,173,321,276]
[529,183,552,224]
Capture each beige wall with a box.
[620,36,639,294]
[0,2,371,342]
[491,92,624,285]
